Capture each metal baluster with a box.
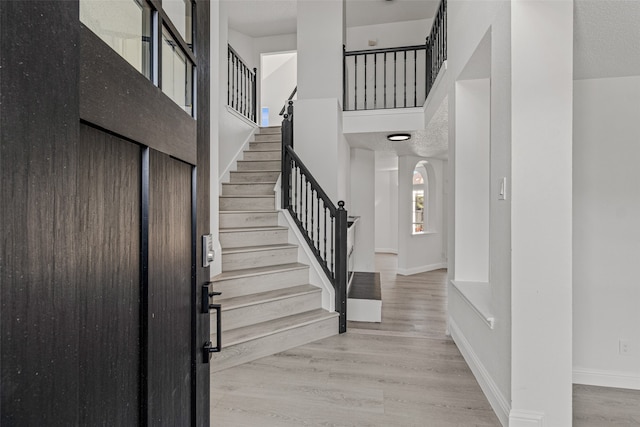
[331,215,335,276]
[305,179,309,235]
[324,207,328,267]
[404,50,407,107]
[227,49,231,106]
[384,52,387,108]
[316,195,320,251]
[364,54,367,110]
[393,51,397,108]
[311,190,315,245]
[293,164,298,216]
[414,49,417,107]
[374,53,377,109]
[299,167,302,221]
[354,55,358,110]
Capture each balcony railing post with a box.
[426,36,431,98]
[335,201,348,334]
[252,67,257,122]
[281,101,294,210]
[342,44,346,110]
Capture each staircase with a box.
[211,126,339,372]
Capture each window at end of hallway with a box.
[412,169,425,234]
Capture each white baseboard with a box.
[508,410,545,427]
[448,317,510,427]
[375,248,398,254]
[397,262,447,276]
[573,367,640,390]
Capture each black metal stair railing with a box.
[343,44,427,111]
[343,0,447,112]
[280,101,348,334]
[426,0,447,96]
[227,44,257,122]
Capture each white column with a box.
[349,148,375,272]
[294,0,348,203]
[510,1,573,425]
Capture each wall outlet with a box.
[619,339,632,355]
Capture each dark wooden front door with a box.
[1,1,210,425]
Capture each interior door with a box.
[0,1,210,425]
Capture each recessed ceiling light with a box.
[387,133,411,142]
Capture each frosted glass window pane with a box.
[163,0,193,47]
[162,28,193,115]
[80,0,152,78]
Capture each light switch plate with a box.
[499,177,507,200]
[202,234,214,267]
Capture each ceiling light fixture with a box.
[387,133,411,142]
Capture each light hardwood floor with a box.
[211,254,640,426]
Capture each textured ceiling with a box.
[345,97,448,159]
[225,0,437,38]
[574,0,640,80]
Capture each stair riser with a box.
[219,212,279,228]
[258,127,281,135]
[217,291,321,331]
[249,142,280,151]
[211,268,309,299]
[221,247,298,271]
[243,150,280,161]
[221,183,275,196]
[254,134,281,142]
[220,229,288,248]
[229,171,280,183]
[211,315,338,372]
[220,197,274,211]
[237,161,281,171]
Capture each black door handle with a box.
[203,303,222,363]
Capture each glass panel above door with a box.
[162,0,193,49]
[80,0,153,79]
[162,27,194,116]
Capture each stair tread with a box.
[238,159,280,163]
[220,308,338,347]
[219,194,275,198]
[215,284,320,310]
[212,262,308,281]
[230,169,281,173]
[219,226,288,233]
[222,182,276,185]
[219,210,278,214]
[221,243,297,254]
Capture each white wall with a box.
[454,78,490,282]
[446,3,512,425]
[228,28,255,69]
[375,152,398,253]
[209,0,223,276]
[573,75,640,390]
[510,2,574,425]
[346,19,432,51]
[295,0,348,204]
[349,148,375,272]
[397,156,446,275]
[261,52,297,126]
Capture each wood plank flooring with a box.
[211,254,640,426]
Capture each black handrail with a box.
[342,0,447,111]
[279,86,297,116]
[281,101,348,334]
[227,44,257,122]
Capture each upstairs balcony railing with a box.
[343,0,447,112]
[281,101,348,333]
[227,44,257,122]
